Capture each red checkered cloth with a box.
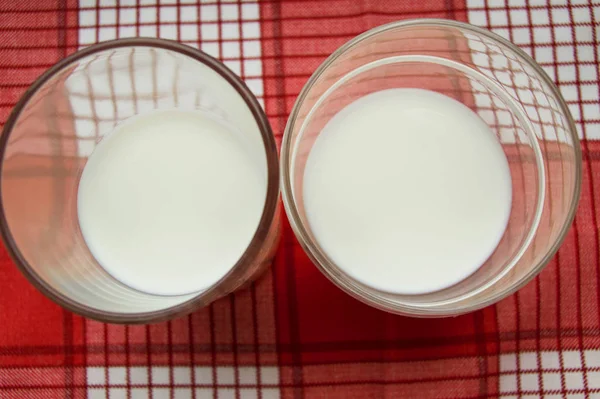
[0,0,599,398]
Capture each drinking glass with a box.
[281,19,581,316]
[0,39,280,323]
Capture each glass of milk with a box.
[281,19,581,316]
[0,39,280,323]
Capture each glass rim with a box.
[280,18,582,316]
[0,38,280,323]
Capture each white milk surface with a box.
[303,88,512,295]
[77,109,266,296]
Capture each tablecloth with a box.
[0,0,599,398]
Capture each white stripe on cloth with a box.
[467,0,600,141]
[499,350,600,397]
[76,2,277,398]
[86,365,280,398]
[75,0,265,156]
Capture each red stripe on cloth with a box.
[259,0,499,397]
[0,0,80,373]
[0,1,82,398]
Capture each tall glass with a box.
[281,19,581,316]
[0,39,280,323]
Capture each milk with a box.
[303,88,512,295]
[77,109,266,296]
